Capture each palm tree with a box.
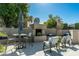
[25,16,33,28]
[55,16,63,36]
[48,14,53,19]
[34,17,40,24]
[48,15,57,28]
[29,16,33,22]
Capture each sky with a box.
[29,3,79,24]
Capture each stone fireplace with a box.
[30,24,47,42]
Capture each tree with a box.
[44,14,57,28]
[48,14,52,19]
[75,23,79,29]
[63,23,68,29]
[28,16,33,22]
[0,3,29,28]
[54,16,63,29]
[34,17,40,24]
[44,14,63,29]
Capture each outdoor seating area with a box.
[0,30,79,56]
[0,3,79,56]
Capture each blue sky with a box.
[29,3,79,24]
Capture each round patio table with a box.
[13,33,28,49]
[13,33,27,38]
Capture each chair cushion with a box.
[48,36,59,45]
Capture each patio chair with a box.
[43,36,60,53]
[61,33,72,48]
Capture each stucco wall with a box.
[71,30,79,44]
[45,29,69,35]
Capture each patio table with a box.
[13,33,28,49]
[13,33,27,37]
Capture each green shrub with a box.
[56,36,62,47]
[0,44,5,53]
[0,32,7,37]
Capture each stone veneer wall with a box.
[34,36,47,42]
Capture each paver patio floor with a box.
[1,42,79,56]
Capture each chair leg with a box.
[43,43,45,50]
[43,43,47,55]
[69,40,72,46]
[63,41,66,48]
[49,43,52,53]
[56,44,60,50]
[49,47,51,53]
[62,43,66,48]
[43,42,46,53]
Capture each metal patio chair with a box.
[43,36,60,53]
[61,33,72,48]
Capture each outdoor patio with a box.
[1,42,79,56]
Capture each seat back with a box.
[48,36,59,45]
[66,35,71,41]
[62,34,72,45]
[61,36,66,42]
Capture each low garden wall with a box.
[0,27,18,34]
